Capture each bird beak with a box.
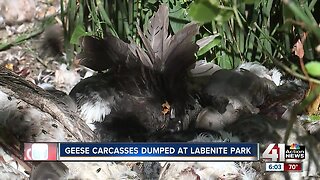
[73,58,81,68]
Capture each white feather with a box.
[160,134,258,180]
[236,162,261,180]
[190,60,221,77]
[237,62,283,86]
[0,90,67,142]
[0,90,17,123]
[160,162,241,180]
[55,64,81,93]
[0,147,29,179]
[64,162,139,179]
[269,68,282,86]
[79,97,113,131]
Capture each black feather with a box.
[135,5,199,77]
[77,34,139,71]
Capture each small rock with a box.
[0,0,36,25]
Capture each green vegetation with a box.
[61,0,320,76]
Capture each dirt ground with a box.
[0,0,85,94]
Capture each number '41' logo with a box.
[262,143,285,162]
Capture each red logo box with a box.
[24,143,57,161]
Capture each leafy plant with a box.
[187,0,320,72]
[60,0,320,75]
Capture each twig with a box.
[272,57,320,84]
[298,32,309,77]
[24,46,48,69]
[35,56,48,69]
[158,162,169,180]
[0,28,44,51]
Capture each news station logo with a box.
[262,143,305,162]
[24,143,57,161]
[286,143,305,159]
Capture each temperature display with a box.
[284,163,302,172]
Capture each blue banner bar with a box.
[58,143,259,161]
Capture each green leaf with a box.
[188,0,233,23]
[70,25,90,45]
[291,64,299,72]
[214,8,234,24]
[197,35,221,56]
[169,1,189,33]
[309,115,320,122]
[217,51,233,69]
[188,0,220,23]
[305,61,320,77]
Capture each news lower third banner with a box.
[24,143,259,161]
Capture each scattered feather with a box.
[54,64,81,93]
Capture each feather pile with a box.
[70,5,200,142]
